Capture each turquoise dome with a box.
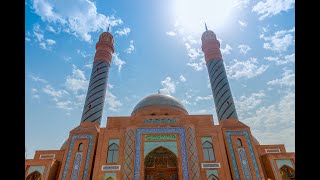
[131,94,188,116]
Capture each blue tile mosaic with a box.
[62,134,94,180]
[225,131,261,180]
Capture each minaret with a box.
[80,29,114,124]
[201,24,238,121]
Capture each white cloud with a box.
[105,90,122,112]
[187,61,206,71]
[46,25,57,33]
[31,88,40,99]
[267,68,295,87]
[43,84,68,98]
[32,95,40,99]
[160,77,176,95]
[166,31,177,36]
[235,90,266,119]
[112,53,126,72]
[56,100,73,110]
[179,75,186,82]
[77,49,91,58]
[226,58,269,79]
[125,40,135,54]
[262,28,294,52]
[238,20,247,27]
[238,44,251,54]
[25,38,31,41]
[33,23,56,50]
[181,99,191,105]
[63,56,72,62]
[65,65,89,94]
[195,95,212,101]
[115,27,131,36]
[32,0,123,42]
[242,91,295,151]
[30,75,47,83]
[220,44,232,55]
[46,39,56,45]
[233,0,250,8]
[265,53,295,65]
[185,43,202,60]
[252,0,295,20]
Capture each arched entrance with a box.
[207,174,219,180]
[144,146,178,180]
[26,171,42,180]
[279,165,295,180]
[105,177,115,180]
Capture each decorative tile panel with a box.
[102,165,121,171]
[62,134,94,180]
[265,149,281,153]
[70,152,82,180]
[186,127,200,180]
[238,148,252,180]
[122,129,135,180]
[39,154,56,159]
[145,134,176,141]
[134,128,189,180]
[201,163,221,168]
[225,131,261,180]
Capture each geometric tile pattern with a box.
[70,152,82,180]
[122,129,135,180]
[225,131,261,180]
[238,147,252,180]
[206,59,238,121]
[134,128,189,180]
[186,127,201,180]
[62,134,94,180]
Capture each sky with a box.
[25,0,295,159]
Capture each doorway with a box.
[144,146,178,180]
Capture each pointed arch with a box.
[207,174,219,180]
[279,165,295,179]
[236,138,242,147]
[107,143,119,163]
[203,141,215,161]
[144,146,178,179]
[26,171,42,180]
[78,143,83,152]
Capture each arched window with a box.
[237,138,242,147]
[207,174,219,180]
[107,143,119,163]
[78,143,83,152]
[26,171,42,180]
[202,141,215,161]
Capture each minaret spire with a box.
[80,30,115,125]
[107,24,110,32]
[205,22,208,31]
[201,28,238,121]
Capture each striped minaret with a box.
[201,25,238,121]
[80,31,114,124]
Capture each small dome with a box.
[252,136,260,145]
[131,94,188,116]
[201,30,217,41]
[60,139,68,150]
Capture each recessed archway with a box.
[279,165,295,180]
[26,171,42,180]
[144,146,178,180]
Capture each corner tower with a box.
[80,31,115,125]
[201,25,238,121]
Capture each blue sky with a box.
[25,0,295,158]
